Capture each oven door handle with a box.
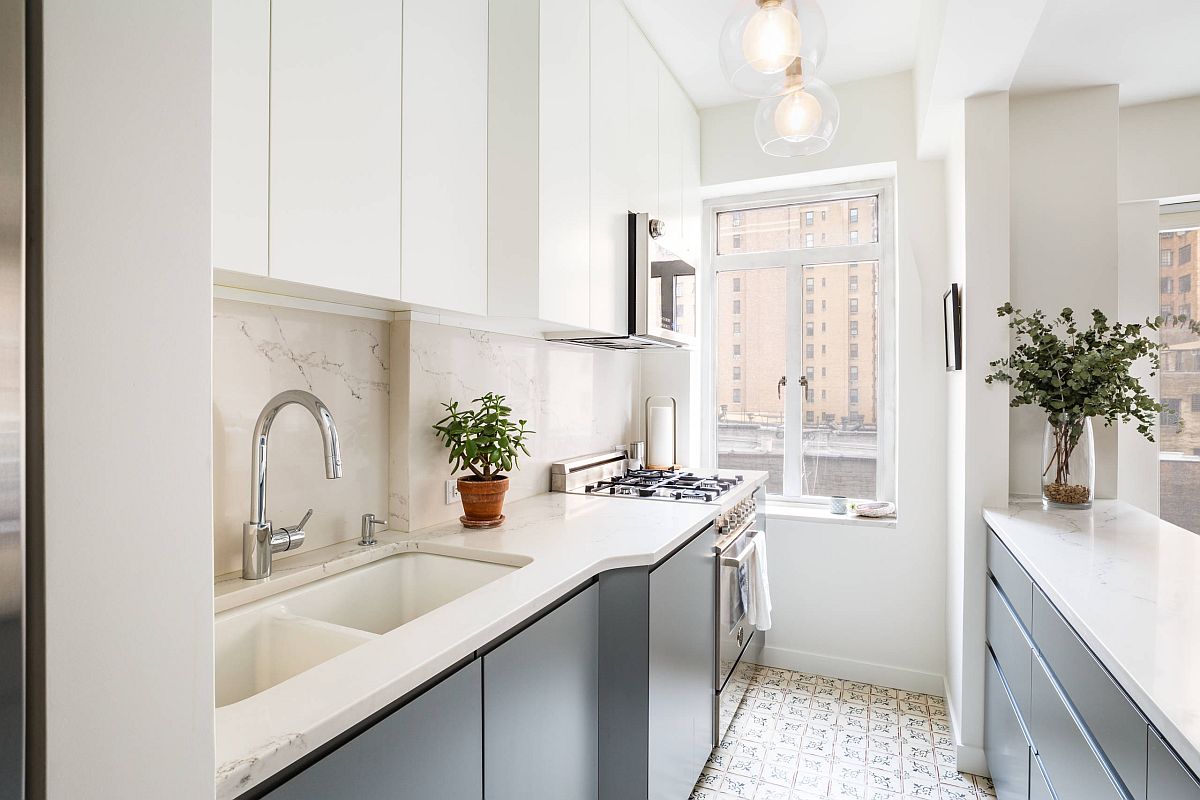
[720,530,760,567]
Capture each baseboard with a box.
[756,644,945,696]
[943,675,989,777]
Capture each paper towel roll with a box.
[647,406,675,469]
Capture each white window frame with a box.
[701,179,897,504]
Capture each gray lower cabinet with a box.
[648,529,717,800]
[1031,753,1057,800]
[484,584,599,800]
[1149,729,1200,800]
[264,659,483,799]
[985,649,1031,800]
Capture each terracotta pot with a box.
[457,475,509,528]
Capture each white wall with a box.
[943,92,1013,775]
[1009,86,1121,497]
[700,71,951,694]
[1119,96,1200,203]
[40,1,214,797]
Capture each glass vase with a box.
[1041,417,1095,510]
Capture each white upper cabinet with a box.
[401,0,489,316]
[212,0,269,277]
[627,20,659,221]
[657,65,684,255]
[488,0,592,330]
[269,0,404,299]
[589,0,631,336]
[680,94,702,264]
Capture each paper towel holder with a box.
[645,395,678,470]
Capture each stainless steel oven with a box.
[714,491,765,744]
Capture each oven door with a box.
[716,524,759,743]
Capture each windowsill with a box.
[766,500,898,529]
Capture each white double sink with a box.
[215,547,525,708]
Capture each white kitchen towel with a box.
[746,532,773,631]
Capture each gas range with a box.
[550,450,744,504]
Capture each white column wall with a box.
[41,2,215,797]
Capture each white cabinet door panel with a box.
[680,99,701,264]
[539,0,591,328]
[212,0,269,276]
[589,0,630,335]
[402,0,488,315]
[657,65,683,254]
[627,21,658,220]
[269,0,403,299]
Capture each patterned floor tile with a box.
[693,664,993,800]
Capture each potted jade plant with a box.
[986,304,1198,509]
[432,392,533,528]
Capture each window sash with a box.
[702,180,897,504]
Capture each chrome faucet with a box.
[243,390,343,580]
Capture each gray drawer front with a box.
[1031,654,1126,800]
[985,649,1031,800]
[1033,587,1147,800]
[1032,753,1057,800]
[987,576,1033,723]
[988,528,1033,626]
[1149,728,1200,800]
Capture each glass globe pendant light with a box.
[753,62,839,156]
[719,0,827,98]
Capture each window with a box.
[732,234,742,250]
[732,389,741,403]
[732,277,742,292]
[732,322,741,334]
[1158,226,1200,534]
[711,182,894,501]
[733,344,741,357]
[732,299,741,314]
[733,366,741,381]
[731,211,743,227]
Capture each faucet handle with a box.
[271,508,312,555]
[295,508,314,532]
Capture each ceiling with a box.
[1011,0,1200,106]
[623,0,925,109]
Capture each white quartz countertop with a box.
[983,499,1200,777]
[214,472,767,798]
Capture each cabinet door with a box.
[680,99,701,264]
[401,0,488,315]
[212,0,269,276]
[985,649,1031,800]
[649,530,716,800]
[589,0,630,336]
[538,0,591,328]
[1149,728,1200,800]
[269,0,402,299]
[266,660,483,799]
[657,65,684,251]
[484,585,599,800]
[627,20,659,219]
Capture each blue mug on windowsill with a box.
[830,496,848,515]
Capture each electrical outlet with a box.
[445,479,461,506]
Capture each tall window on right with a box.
[709,183,895,502]
[1159,220,1200,533]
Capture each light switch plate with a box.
[445,479,461,506]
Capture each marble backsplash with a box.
[391,320,641,531]
[213,299,390,576]
[213,299,641,574]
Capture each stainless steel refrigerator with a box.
[0,0,27,795]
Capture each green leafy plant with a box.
[431,393,533,480]
[985,304,1200,492]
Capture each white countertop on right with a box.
[983,499,1200,777]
